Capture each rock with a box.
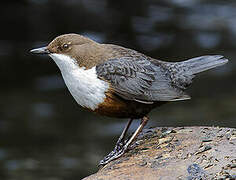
[83,127,236,180]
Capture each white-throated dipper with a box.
[30,33,228,165]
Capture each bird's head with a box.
[30,33,100,70]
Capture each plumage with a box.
[96,54,227,104]
[30,34,228,118]
[30,33,228,165]
[96,57,188,103]
[49,53,109,110]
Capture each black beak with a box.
[30,46,50,54]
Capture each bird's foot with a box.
[99,140,127,166]
[99,116,149,166]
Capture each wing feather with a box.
[96,57,189,103]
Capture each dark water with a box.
[0,0,235,179]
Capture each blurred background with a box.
[0,0,235,179]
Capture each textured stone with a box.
[83,127,236,180]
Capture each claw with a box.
[99,116,149,166]
[99,145,126,165]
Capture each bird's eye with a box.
[63,44,69,49]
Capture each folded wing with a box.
[96,57,189,104]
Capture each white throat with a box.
[49,53,109,110]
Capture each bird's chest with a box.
[61,68,158,118]
[61,67,109,110]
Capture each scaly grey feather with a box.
[96,55,228,104]
[165,55,228,90]
[96,57,189,103]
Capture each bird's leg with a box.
[99,118,133,165]
[122,116,149,150]
[114,118,134,151]
[99,116,149,166]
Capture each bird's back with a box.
[97,44,228,104]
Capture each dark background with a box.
[0,0,235,179]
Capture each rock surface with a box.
[83,127,236,180]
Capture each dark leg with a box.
[115,118,134,150]
[99,116,149,165]
[99,118,133,165]
[122,116,149,150]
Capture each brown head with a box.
[47,33,95,54]
[30,33,110,69]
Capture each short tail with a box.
[182,55,228,75]
[168,55,228,90]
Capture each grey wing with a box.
[96,57,190,104]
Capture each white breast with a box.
[49,53,109,110]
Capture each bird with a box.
[30,33,228,165]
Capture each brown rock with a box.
[83,126,236,180]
